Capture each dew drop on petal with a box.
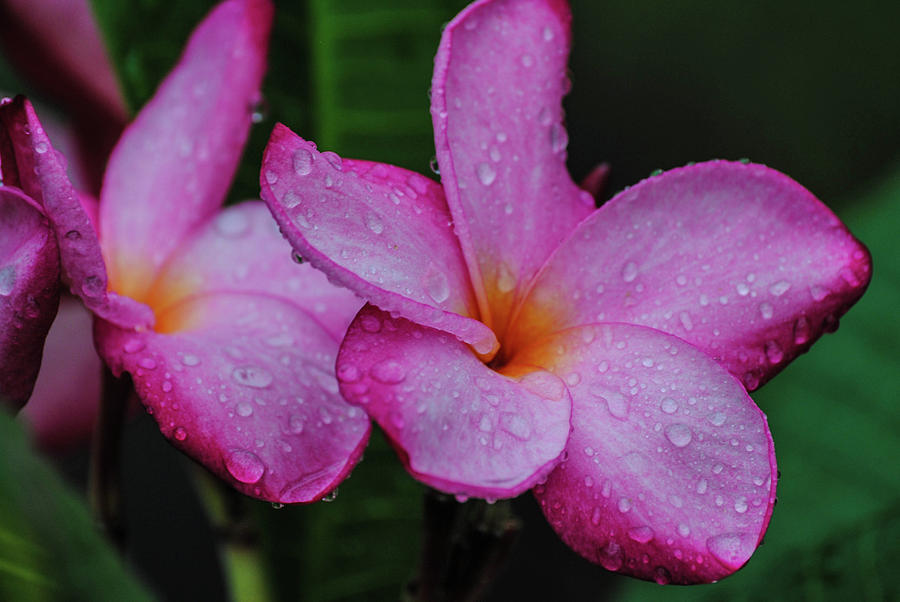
[628,526,654,544]
[232,366,274,388]
[621,261,638,283]
[124,339,145,354]
[793,316,810,344]
[424,265,450,304]
[173,427,187,441]
[665,423,692,447]
[759,302,774,320]
[336,363,361,383]
[769,280,791,296]
[660,397,678,414]
[0,266,16,295]
[734,496,748,513]
[181,354,200,367]
[365,212,384,234]
[225,450,265,483]
[496,262,516,293]
[765,340,784,364]
[476,162,496,186]
[706,533,755,570]
[371,359,406,384]
[292,148,313,176]
[236,401,254,417]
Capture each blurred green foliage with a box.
[0,412,152,601]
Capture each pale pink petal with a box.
[95,292,370,503]
[19,295,102,449]
[0,96,153,329]
[513,323,776,583]
[261,125,497,354]
[510,161,871,389]
[431,0,593,336]
[100,0,273,302]
[336,304,571,499]
[0,187,59,408]
[150,202,362,340]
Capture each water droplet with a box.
[759,302,774,320]
[360,314,382,333]
[519,371,566,401]
[654,567,672,585]
[500,412,531,440]
[162,381,173,393]
[34,140,48,154]
[371,359,406,384]
[617,497,632,513]
[232,366,274,388]
[293,148,314,175]
[264,170,278,184]
[429,156,440,175]
[365,212,384,234]
[765,340,784,364]
[236,401,254,417]
[124,339,145,353]
[590,506,603,525]
[496,262,516,294]
[590,386,629,420]
[550,123,568,153]
[599,542,623,571]
[289,414,305,434]
[173,427,187,441]
[621,261,638,283]
[696,478,708,494]
[181,354,200,366]
[264,333,294,348]
[424,265,450,304]
[809,285,828,302]
[476,162,496,186]
[81,275,104,298]
[736,282,750,296]
[627,526,654,544]
[336,363,361,383]
[707,412,726,427]
[734,497,748,513]
[679,311,694,331]
[520,53,534,67]
[478,415,492,432]
[139,357,157,370]
[793,316,810,344]
[225,450,265,483]
[542,26,554,41]
[64,229,82,240]
[660,397,678,414]
[678,523,691,537]
[769,280,791,296]
[665,424,692,447]
[706,533,754,570]
[322,151,343,171]
[215,211,249,237]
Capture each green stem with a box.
[406,491,521,602]
[88,367,131,550]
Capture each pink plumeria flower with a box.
[260,0,871,583]
[0,0,369,503]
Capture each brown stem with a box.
[88,367,132,550]
[406,490,522,602]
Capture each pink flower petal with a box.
[336,304,571,499]
[19,295,102,449]
[0,187,59,408]
[150,202,362,340]
[95,292,370,503]
[431,0,593,335]
[513,323,776,583]
[511,161,871,389]
[100,0,273,302]
[261,125,497,354]
[0,96,153,329]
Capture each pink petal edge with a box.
[514,322,777,583]
[95,291,370,503]
[336,304,571,499]
[510,161,871,390]
[261,124,497,355]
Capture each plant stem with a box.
[405,490,522,602]
[88,367,131,550]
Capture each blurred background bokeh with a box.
[1,0,897,600]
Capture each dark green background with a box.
[1,0,897,600]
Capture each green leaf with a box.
[256,430,425,602]
[615,166,900,600]
[0,411,154,602]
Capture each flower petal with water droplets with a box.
[0,96,153,329]
[514,322,776,583]
[261,126,496,354]
[0,187,59,408]
[95,292,370,503]
[431,0,593,336]
[100,0,273,302]
[336,304,571,499]
[510,161,871,390]
[150,202,362,340]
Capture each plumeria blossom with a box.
[261,0,871,583]
[0,0,369,503]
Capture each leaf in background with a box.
[0,410,153,602]
[256,430,425,602]
[614,166,900,600]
